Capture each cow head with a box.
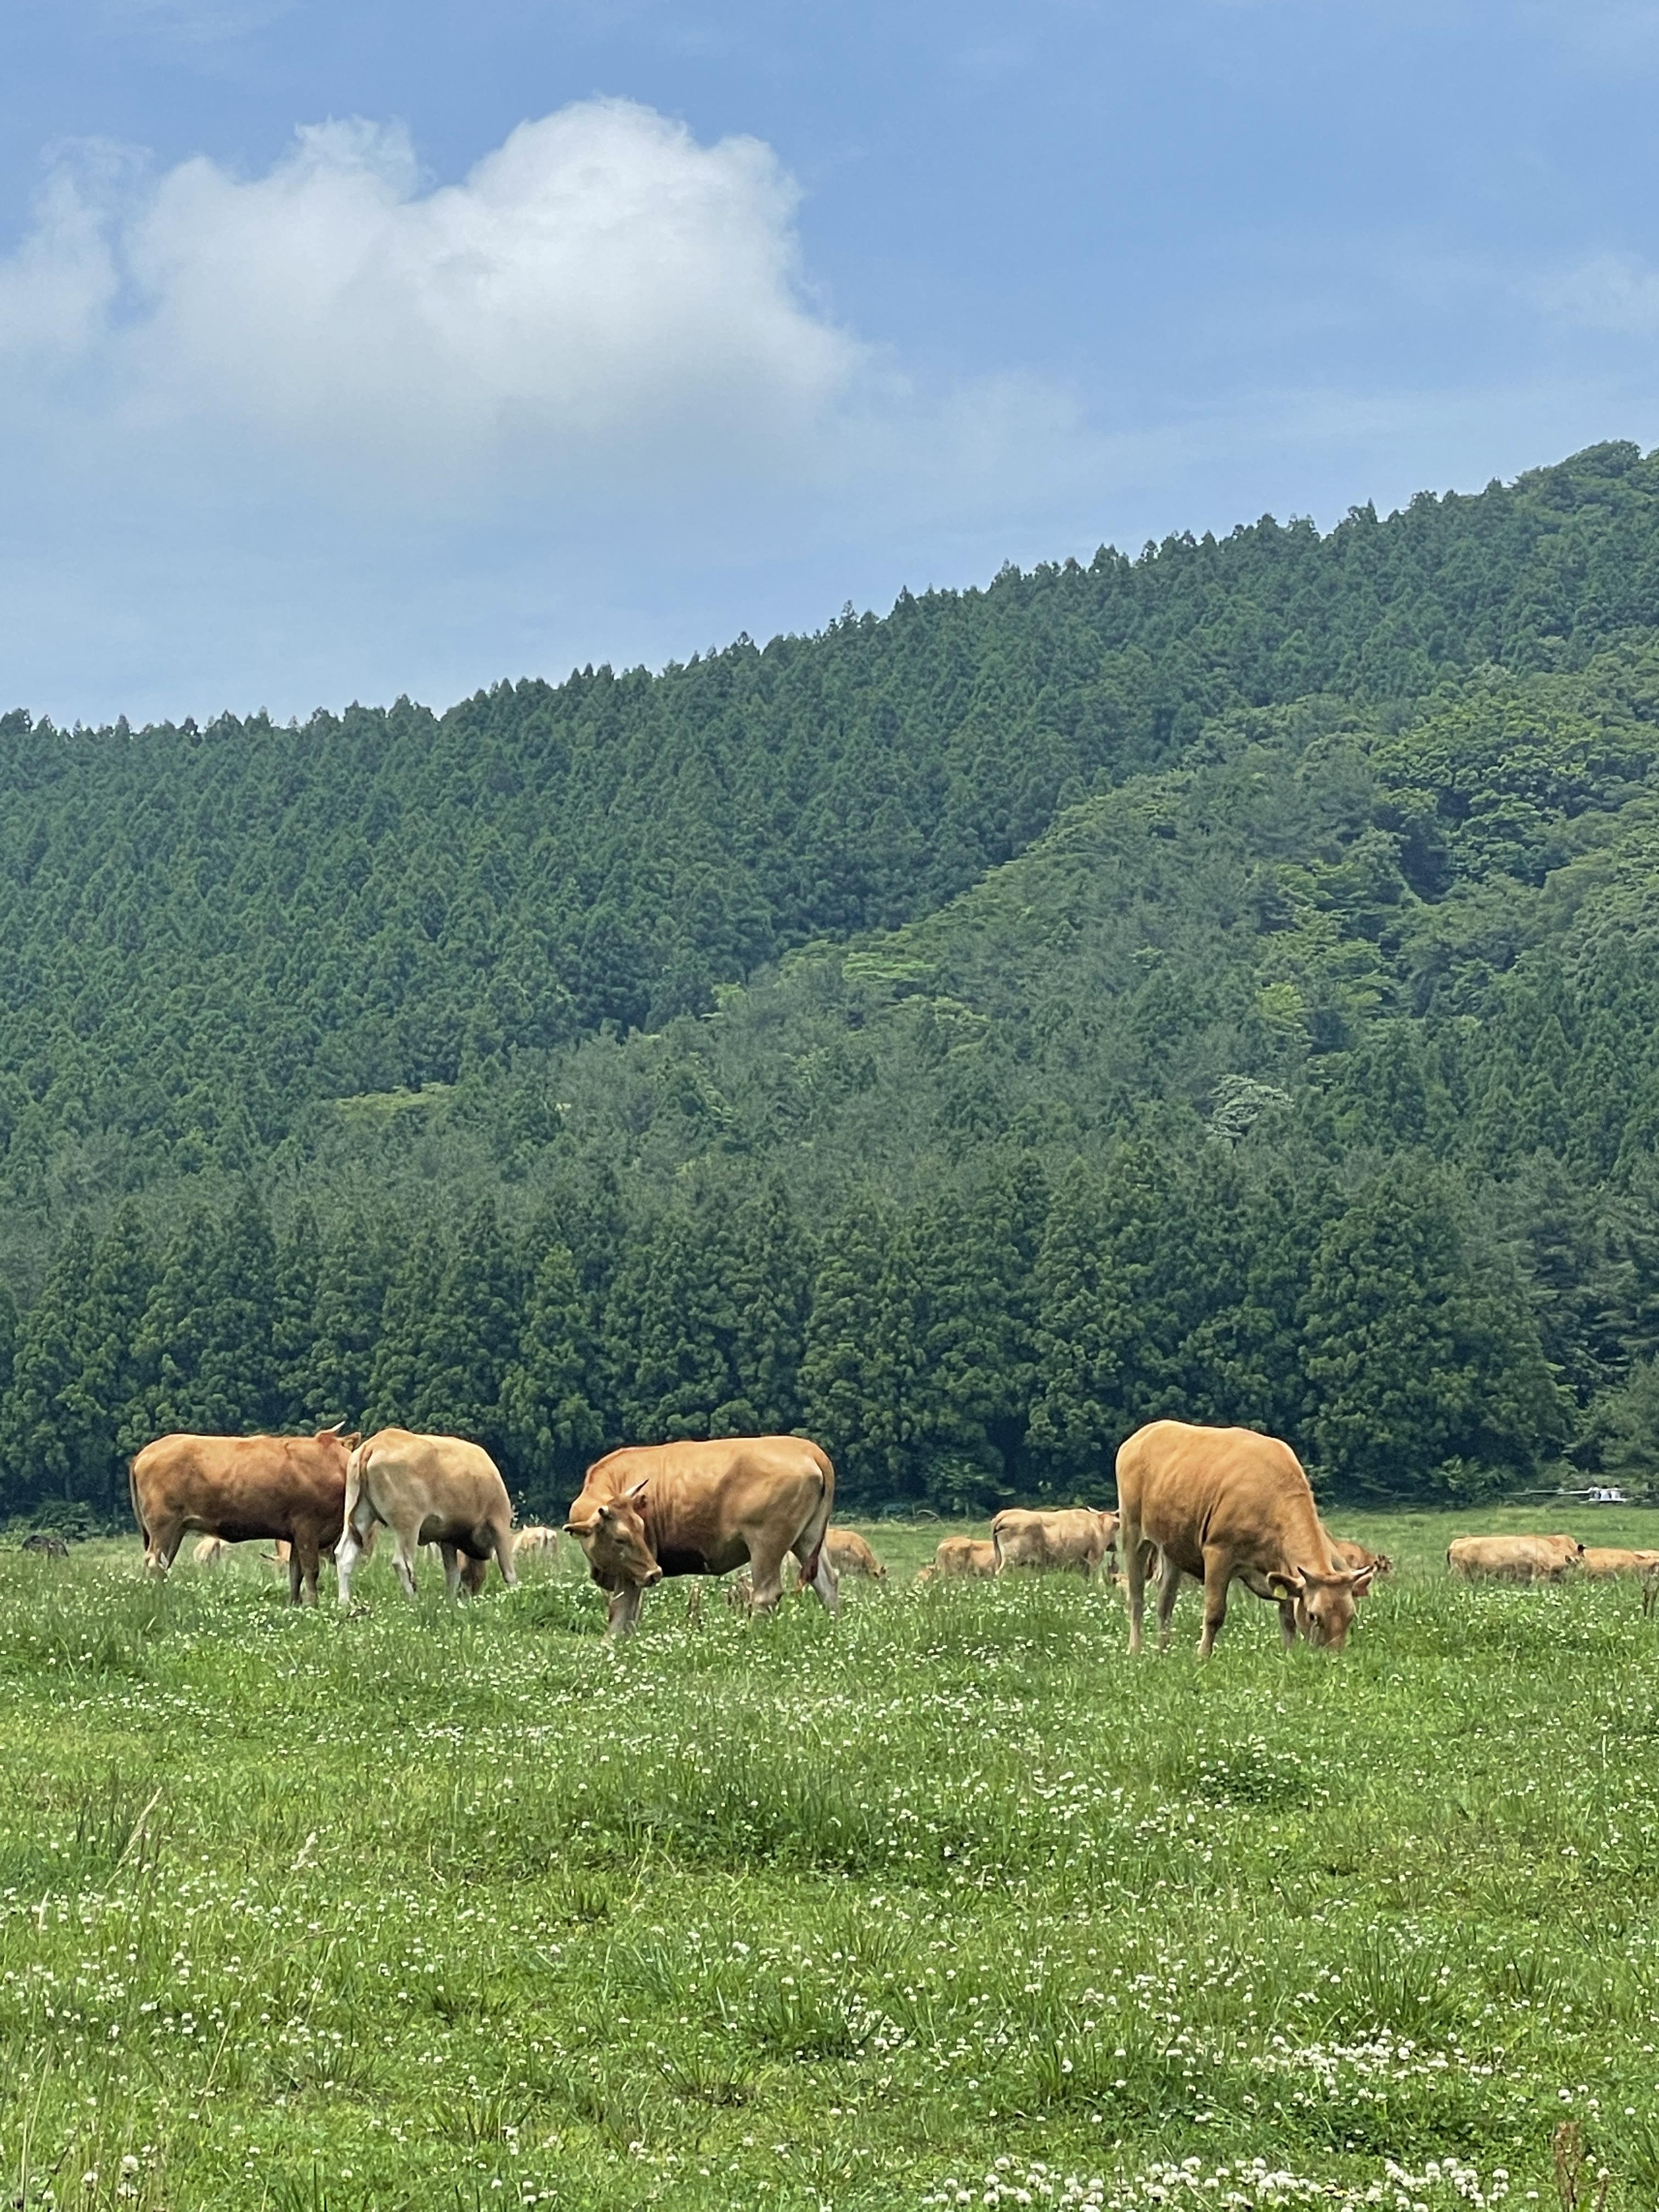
[564,1481,663,1592]
[1268,1564,1375,1650]
[315,1423,359,1466]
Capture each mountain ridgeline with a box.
[6,439,1659,1521]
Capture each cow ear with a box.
[1268,1567,1306,1599]
[1350,1566,1376,1595]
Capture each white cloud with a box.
[1538,249,1659,334]
[0,99,874,510]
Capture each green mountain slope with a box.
[8,442,1659,1521]
[7,438,1659,1197]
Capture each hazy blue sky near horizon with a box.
[4,0,1659,725]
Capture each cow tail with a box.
[990,1514,1008,1572]
[799,1442,836,1587]
[342,1437,370,1534]
[127,1455,145,1543]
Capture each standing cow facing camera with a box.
[1116,1420,1374,1657]
[564,1435,838,1640]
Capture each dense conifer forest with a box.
[7,439,1659,1521]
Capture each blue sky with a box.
[3,0,1658,725]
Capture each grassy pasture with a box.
[0,1506,1656,2212]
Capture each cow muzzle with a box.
[642,1565,663,1587]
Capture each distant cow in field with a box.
[20,1531,69,1559]
[564,1435,838,1640]
[1578,1546,1659,1579]
[513,1525,560,1565]
[922,1536,998,1581]
[1325,1533,1394,1578]
[336,1430,517,1606]
[823,1528,886,1582]
[130,1426,357,1605]
[1116,1420,1375,1657]
[1446,1534,1584,1583]
[192,1535,229,1568]
[992,1506,1118,1578]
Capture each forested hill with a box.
[5,438,1659,1189]
[7,438,1659,1524]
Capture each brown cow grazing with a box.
[563,1435,837,1640]
[1578,1545,1659,1579]
[130,1426,357,1605]
[336,1430,517,1606]
[1117,1420,1374,1657]
[513,1524,561,1565]
[1325,1532,1393,1578]
[992,1507,1119,1578]
[1446,1534,1584,1583]
[823,1527,887,1582]
[927,1535,998,1579]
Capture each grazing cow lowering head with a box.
[1268,1563,1375,1650]
[565,1482,663,1590]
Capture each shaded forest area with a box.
[7,440,1659,1517]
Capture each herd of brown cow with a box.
[120,1414,1659,1652]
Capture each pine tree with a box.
[365,1222,448,1432]
[1,1217,96,1510]
[1026,1161,1130,1489]
[720,1182,811,1436]
[64,1202,157,1514]
[500,1237,603,1505]
[307,1209,397,1428]
[272,1203,323,1430]
[799,1195,895,1506]
[410,1199,521,1453]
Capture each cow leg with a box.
[1125,1522,1148,1655]
[747,1546,789,1616]
[441,1543,463,1602]
[1154,1551,1183,1653]
[392,1528,420,1600]
[288,1547,304,1606]
[1197,1548,1232,1658]
[604,1584,644,1641]
[291,1533,322,1607]
[334,1499,376,1609]
[145,1519,184,1579]
[489,1518,518,1590]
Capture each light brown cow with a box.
[1325,1532,1394,1578]
[992,1506,1119,1578]
[1578,1546,1659,1579]
[336,1429,517,1605]
[512,1525,561,1565]
[823,1527,886,1582]
[1446,1533,1584,1583]
[1117,1420,1374,1657]
[130,1426,357,1605]
[563,1435,837,1640]
[192,1535,229,1568]
[926,1535,998,1579]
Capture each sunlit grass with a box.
[0,1508,1656,2210]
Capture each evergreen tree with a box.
[307,1209,397,1427]
[410,1199,521,1454]
[1303,1159,1566,1497]
[799,1195,896,1506]
[365,1222,448,1432]
[500,1237,603,1505]
[1,1217,97,1510]
[64,1203,157,1515]
[272,1203,323,1431]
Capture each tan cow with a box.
[513,1525,561,1565]
[823,1527,887,1582]
[1325,1532,1393,1578]
[1446,1533,1584,1583]
[1578,1546,1659,1579]
[192,1535,229,1568]
[1117,1420,1374,1657]
[563,1435,837,1640]
[336,1429,517,1606]
[130,1426,357,1605]
[992,1506,1119,1578]
[926,1535,998,1579]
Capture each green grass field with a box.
[2,1504,1657,2212]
